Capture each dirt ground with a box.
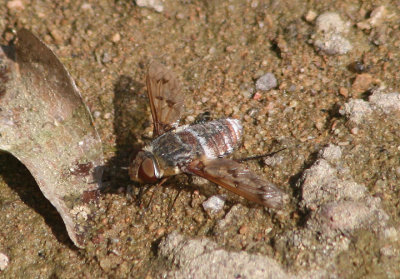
[1,0,400,278]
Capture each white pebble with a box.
[202,195,225,214]
[369,91,400,113]
[255,73,277,91]
[0,252,9,271]
[136,0,164,12]
[316,12,348,34]
[7,0,24,11]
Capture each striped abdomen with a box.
[177,118,242,159]
[150,118,242,172]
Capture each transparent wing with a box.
[185,158,288,209]
[146,61,184,136]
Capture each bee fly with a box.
[129,62,288,209]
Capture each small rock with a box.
[103,112,112,119]
[341,99,373,124]
[298,159,367,209]
[350,127,359,135]
[112,33,121,43]
[215,204,248,235]
[339,87,348,97]
[356,21,372,30]
[383,227,399,242]
[313,12,352,55]
[135,0,164,12]
[304,10,317,22]
[99,254,121,273]
[369,91,400,113]
[351,73,373,94]
[264,155,283,167]
[102,52,112,63]
[49,29,63,44]
[357,6,387,30]
[318,144,342,163]
[6,0,24,11]
[315,12,349,34]
[191,175,209,186]
[349,61,369,74]
[81,3,92,11]
[313,33,352,55]
[239,224,249,235]
[158,232,291,279]
[93,111,101,118]
[255,73,277,91]
[202,195,225,214]
[239,83,254,99]
[380,245,396,257]
[369,6,387,27]
[252,92,262,100]
[318,201,371,231]
[0,252,9,271]
[208,46,216,54]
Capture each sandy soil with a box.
[1,0,400,278]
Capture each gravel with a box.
[202,195,225,215]
[0,252,9,271]
[341,99,373,124]
[255,73,278,91]
[158,232,293,279]
[135,0,164,12]
[312,12,352,55]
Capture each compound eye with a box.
[138,157,158,183]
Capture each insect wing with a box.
[146,61,184,136]
[186,158,288,209]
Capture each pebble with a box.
[369,6,387,27]
[383,227,399,242]
[357,6,387,30]
[6,0,24,11]
[380,245,396,257]
[298,159,367,209]
[239,224,249,235]
[158,232,291,279]
[304,10,317,22]
[252,92,262,100]
[135,0,164,12]
[318,201,374,231]
[103,112,112,119]
[255,73,277,91]
[0,252,9,271]
[313,12,352,55]
[350,127,359,135]
[351,73,373,94]
[81,3,92,11]
[341,99,373,124]
[93,111,101,118]
[313,33,352,55]
[349,61,369,74]
[369,91,400,113]
[318,144,342,163]
[339,87,348,98]
[49,29,63,44]
[102,52,112,63]
[202,195,225,214]
[315,12,349,34]
[112,33,121,43]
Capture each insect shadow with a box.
[100,75,146,196]
[107,73,205,207]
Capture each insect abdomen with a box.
[177,118,242,159]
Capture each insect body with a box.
[129,62,287,209]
